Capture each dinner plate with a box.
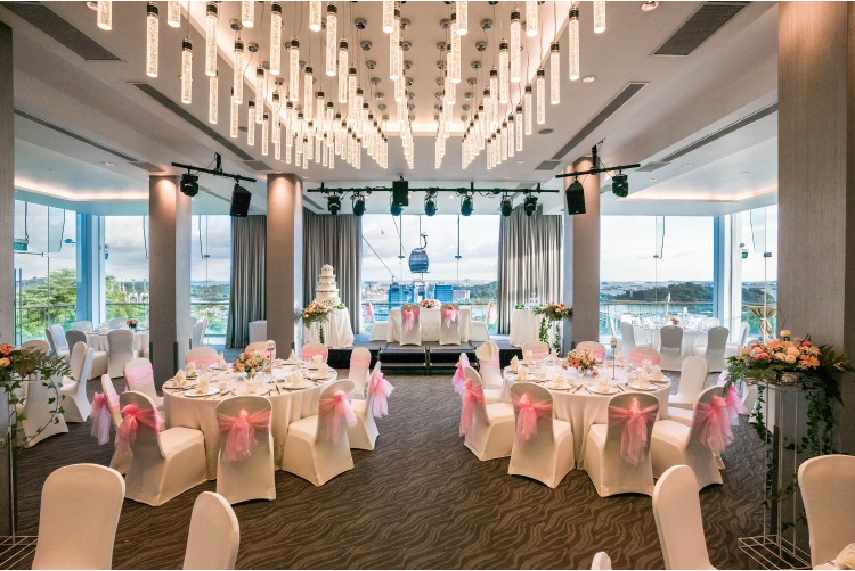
[281,381,315,390]
[587,385,620,395]
[544,381,575,391]
[164,380,196,389]
[183,387,220,398]
[627,383,659,391]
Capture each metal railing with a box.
[359,301,498,335]
[599,300,715,338]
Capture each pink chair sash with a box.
[628,352,660,367]
[608,398,659,465]
[318,390,357,444]
[90,392,111,445]
[116,404,162,452]
[124,363,154,392]
[186,355,219,368]
[459,379,484,437]
[441,308,459,328]
[528,348,549,360]
[724,385,741,426]
[217,408,271,462]
[452,357,469,395]
[511,394,553,443]
[694,395,734,455]
[371,372,394,418]
[480,356,500,370]
[365,302,375,323]
[302,348,328,362]
[402,307,420,332]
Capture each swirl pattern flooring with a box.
[14,371,764,569]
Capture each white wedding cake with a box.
[314,264,341,306]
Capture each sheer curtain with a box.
[226,216,267,348]
[497,206,562,334]
[302,209,362,332]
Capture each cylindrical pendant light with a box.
[229,88,238,137]
[526,1,538,37]
[524,83,532,134]
[309,1,322,31]
[247,100,255,145]
[498,40,509,104]
[271,92,280,143]
[233,39,244,103]
[338,40,349,103]
[382,0,395,33]
[325,3,337,77]
[255,66,265,123]
[205,3,218,77]
[209,72,218,124]
[536,68,545,124]
[303,66,313,116]
[145,3,158,78]
[315,91,325,127]
[181,38,193,104]
[594,0,606,33]
[456,0,467,35]
[389,7,400,80]
[568,8,580,80]
[262,113,269,155]
[550,42,560,105]
[97,1,112,30]
[510,9,521,84]
[167,0,180,27]
[289,39,300,101]
[241,0,254,28]
[515,105,523,151]
[270,3,282,75]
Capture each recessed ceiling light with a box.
[582,75,596,83]
[504,175,511,179]
[683,163,692,168]
[538,128,554,135]
[102,160,115,166]
[741,171,751,175]
[650,177,657,182]
[516,160,524,164]
[641,1,659,12]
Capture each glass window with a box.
[740,205,777,338]
[191,215,231,347]
[104,216,150,326]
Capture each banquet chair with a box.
[348,347,372,398]
[46,324,69,359]
[73,320,93,332]
[348,363,387,450]
[301,341,329,362]
[460,369,514,461]
[100,374,131,474]
[591,552,612,570]
[22,339,50,353]
[667,356,709,413]
[652,465,715,570]
[650,387,726,489]
[121,391,207,506]
[124,357,163,407]
[692,327,729,373]
[191,318,208,348]
[244,341,271,354]
[584,393,659,497]
[183,492,240,570]
[628,346,660,367]
[185,346,219,368]
[281,380,356,486]
[475,340,503,391]
[521,340,549,360]
[619,321,649,356]
[507,382,574,488]
[17,372,68,447]
[439,303,462,346]
[725,322,750,358]
[66,330,107,379]
[464,366,500,405]
[658,326,684,372]
[577,341,606,361]
[59,343,93,422]
[798,454,855,568]
[32,464,124,571]
[108,319,126,330]
[399,304,422,346]
[215,396,276,504]
[107,329,135,378]
[64,329,86,355]
[701,316,720,329]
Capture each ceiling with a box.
[0,1,778,216]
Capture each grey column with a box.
[148,176,192,386]
[267,174,303,353]
[562,159,600,349]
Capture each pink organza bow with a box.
[302,348,327,362]
[124,363,154,392]
[371,371,394,418]
[403,308,419,332]
[452,356,469,396]
[365,302,375,323]
[217,408,271,462]
[695,395,734,455]
[116,404,162,452]
[186,355,219,368]
[512,393,553,443]
[628,352,660,367]
[459,379,484,438]
[724,385,741,426]
[589,349,606,361]
[608,398,659,465]
[90,392,111,445]
[441,308,459,328]
[318,390,358,444]
[529,348,549,360]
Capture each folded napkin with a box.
[186,362,197,374]
[510,356,520,373]
[475,341,498,362]
[173,371,187,387]
[838,544,855,570]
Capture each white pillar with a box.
[267,174,303,353]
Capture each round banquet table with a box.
[633,325,708,357]
[163,365,337,479]
[502,364,671,468]
[86,330,149,356]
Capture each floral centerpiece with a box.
[0,344,70,448]
[565,348,598,375]
[669,316,679,325]
[301,301,331,343]
[419,299,440,308]
[234,351,269,377]
[534,302,573,353]
[127,319,138,330]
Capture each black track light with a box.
[612,173,629,198]
[327,195,341,215]
[390,198,402,216]
[461,195,473,216]
[523,194,538,216]
[180,172,199,197]
[229,181,252,217]
[352,195,366,216]
[424,195,436,216]
[500,197,513,217]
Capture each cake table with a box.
[303,264,354,348]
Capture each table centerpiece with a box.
[419,299,440,308]
[234,350,269,378]
[301,301,331,344]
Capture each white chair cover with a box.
[183,492,240,570]
[124,357,163,407]
[399,304,422,346]
[22,339,50,353]
[507,383,574,488]
[693,326,729,373]
[60,344,93,422]
[460,369,514,461]
[584,393,659,497]
[215,396,276,504]
[18,372,68,447]
[192,318,208,348]
[798,454,855,567]
[591,552,612,570]
[475,340,503,390]
[619,321,640,356]
[64,329,87,355]
[121,391,207,506]
[301,341,329,362]
[725,322,750,357]
[244,341,271,354]
[107,329,135,378]
[348,347,372,398]
[348,363,382,450]
[438,303,462,346]
[100,374,131,474]
[248,320,267,343]
[281,380,356,486]
[32,464,125,571]
[521,340,549,360]
[185,346,219,367]
[464,365,500,405]
[629,346,661,366]
[46,324,69,359]
[107,319,126,330]
[669,356,709,412]
[651,387,725,489]
[577,341,606,361]
[658,326,684,371]
[73,320,92,332]
[652,465,715,570]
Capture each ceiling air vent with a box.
[128,161,165,173]
[130,82,254,162]
[635,161,671,173]
[243,160,273,171]
[654,2,749,56]
[535,160,562,171]
[551,82,647,161]
[1,2,121,61]
[15,108,139,162]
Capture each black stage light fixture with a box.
[500,196,513,217]
[565,179,586,215]
[327,195,342,215]
[230,182,252,217]
[352,194,366,216]
[461,194,473,216]
[180,172,199,197]
[390,197,402,216]
[523,194,538,216]
[424,194,436,216]
[612,173,629,198]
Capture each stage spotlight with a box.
[523,194,538,216]
[327,195,342,215]
[180,172,199,197]
[390,198,402,216]
[565,179,586,215]
[424,195,436,216]
[352,195,366,216]
[500,197,513,217]
[229,182,252,217]
[612,173,629,198]
[461,195,473,216]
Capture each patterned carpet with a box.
[14,371,765,569]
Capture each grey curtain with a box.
[302,209,362,332]
[497,205,562,334]
[226,215,267,348]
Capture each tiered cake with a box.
[314,264,341,306]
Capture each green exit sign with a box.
[13,241,27,252]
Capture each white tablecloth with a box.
[163,367,337,478]
[633,325,708,356]
[302,307,354,349]
[510,308,548,347]
[503,365,671,468]
[86,330,148,356]
[386,307,472,343]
